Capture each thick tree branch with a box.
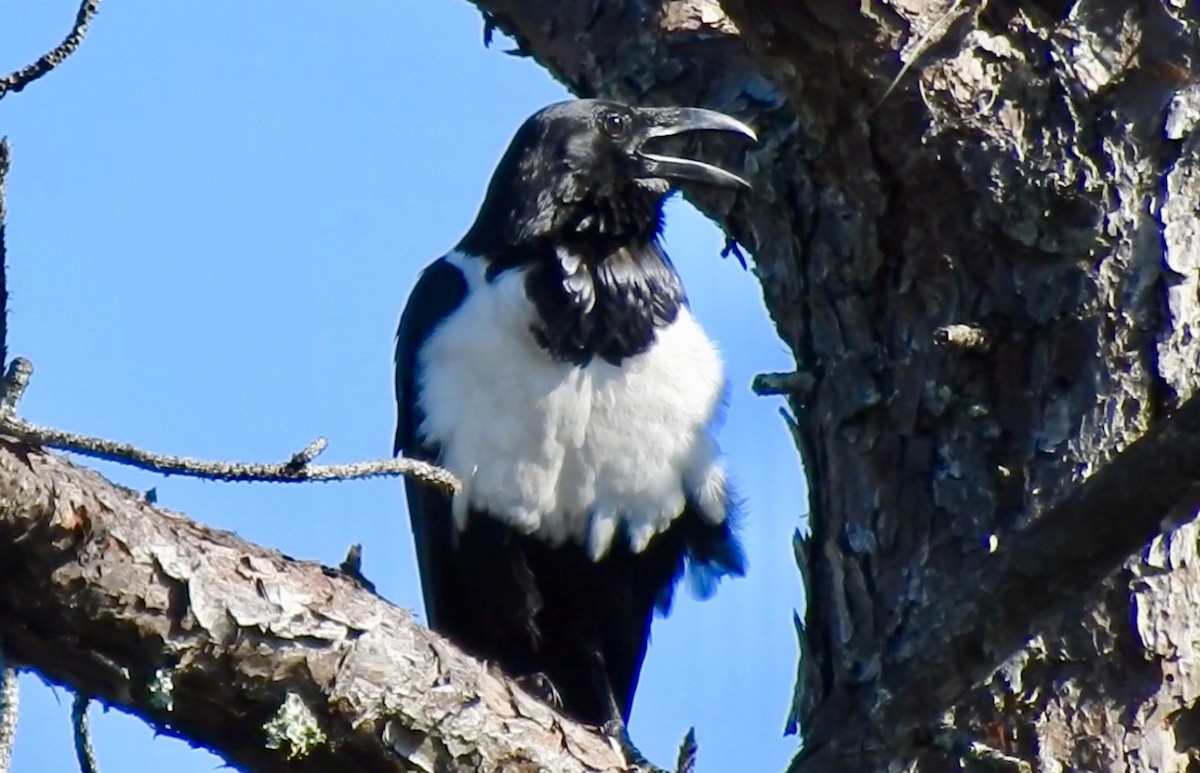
[784,393,1200,770]
[795,392,1200,771]
[0,0,102,101]
[0,439,626,772]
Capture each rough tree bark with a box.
[4,1,1200,772]
[0,439,627,772]
[470,0,1200,771]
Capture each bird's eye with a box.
[598,112,629,138]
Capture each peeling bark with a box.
[470,1,1200,770]
[0,439,625,772]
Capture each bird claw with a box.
[513,672,562,710]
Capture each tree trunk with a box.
[474,1,1200,770]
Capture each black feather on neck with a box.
[483,233,685,366]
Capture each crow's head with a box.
[460,100,755,254]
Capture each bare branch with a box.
[0,440,627,772]
[0,357,458,494]
[0,0,102,102]
[0,411,459,493]
[0,654,16,773]
[71,695,99,773]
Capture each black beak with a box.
[634,107,757,189]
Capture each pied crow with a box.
[394,99,753,734]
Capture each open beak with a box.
[635,107,757,189]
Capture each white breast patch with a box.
[416,251,729,560]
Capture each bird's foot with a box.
[602,719,669,773]
[513,672,562,711]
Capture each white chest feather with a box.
[416,252,728,560]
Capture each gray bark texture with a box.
[470,0,1200,771]
[0,440,627,772]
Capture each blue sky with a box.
[0,2,806,770]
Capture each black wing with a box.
[394,257,468,626]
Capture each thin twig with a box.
[1,412,459,493]
[0,138,9,371]
[288,437,328,468]
[0,653,17,773]
[0,0,102,101]
[71,694,99,773]
[0,357,459,494]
